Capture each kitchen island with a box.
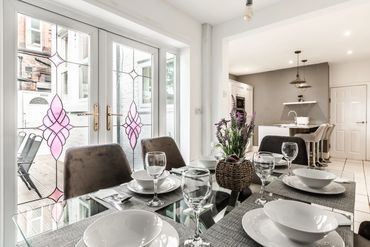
[258,124,320,145]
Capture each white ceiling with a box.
[164,0,281,25]
[228,2,370,75]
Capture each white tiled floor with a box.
[329,158,370,233]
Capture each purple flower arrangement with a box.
[215,96,255,162]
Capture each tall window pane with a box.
[166,52,176,138]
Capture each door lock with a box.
[74,104,99,131]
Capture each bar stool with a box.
[295,124,328,167]
[322,124,335,162]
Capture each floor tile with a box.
[354,221,360,234]
[354,210,370,222]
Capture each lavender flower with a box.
[215,96,255,161]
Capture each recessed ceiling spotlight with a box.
[289,60,294,64]
[343,30,352,37]
[347,50,353,55]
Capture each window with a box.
[26,17,42,50]
[79,65,88,99]
[141,66,151,105]
[166,52,177,138]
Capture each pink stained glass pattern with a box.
[123,101,143,150]
[48,186,64,203]
[39,94,72,160]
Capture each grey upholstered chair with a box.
[259,135,309,166]
[64,144,132,199]
[141,136,186,170]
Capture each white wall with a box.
[330,58,370,86]
[205,0,362,155]
[329,59,370,160]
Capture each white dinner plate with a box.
[242,208,345,247]
[127,175,181,195]
[282,175,346,195]
[76,220,179,247]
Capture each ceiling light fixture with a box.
[289,50,306,86]
[289,60,294,64]
[243,0,253,21]
[343,30,352,37]
[297,59,312,89]
[347,50,353,55]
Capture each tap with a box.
[288,110,297,124]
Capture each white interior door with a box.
[330,85,367,159]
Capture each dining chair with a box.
[17,134,43,198]
[355,221,370,246]
[259,135,309,166]
[141,136,186,170]
[64,144,132,199]
[295,124,328,167]
[141,136,231,217]
[17,131,27,151]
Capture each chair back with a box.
[18,131,27,150]
[141,136,185,170]
[324,124,335,140]
[18,133,36,161]
[64,144,132,199]
[313,124,328,142]
[20,135,43,172]
[259,135,308,166]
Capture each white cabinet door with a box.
[330,85,366,160]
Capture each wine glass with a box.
[281,142,299,176]
[182,168,212,247]
[253,152,275,205]
[145,151,166,207]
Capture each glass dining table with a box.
[13,164,356,247]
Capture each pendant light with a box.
[243,0,253,21]
[297,59,312,89]
[289,50,306,85]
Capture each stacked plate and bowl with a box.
[283,168,346,195]
[127,170,181,195]
[242,199,344,246]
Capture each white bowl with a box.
[83,210,163,247]
[272,153,284,163]
[293,168,336,189]
[264,200,338,243]
[131,170,170,189]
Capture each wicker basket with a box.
[215,159,254,191]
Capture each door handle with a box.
[355,121,366,124]
[73,104,99,131]
[106,105,122,131]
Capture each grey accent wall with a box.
[236,63,329,145]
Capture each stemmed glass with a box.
[145,151,166,207]
[182,168,212,247]
[281,142,299,176]
[253,152,275,205]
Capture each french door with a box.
[100,31,159,172]
[15,9,160,209]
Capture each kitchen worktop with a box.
[258,124,322,145]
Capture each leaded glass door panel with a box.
[16,13,98,209]
[103,32,159,171]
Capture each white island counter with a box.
[258,124,321,145]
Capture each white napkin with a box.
[94,188,119,200]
